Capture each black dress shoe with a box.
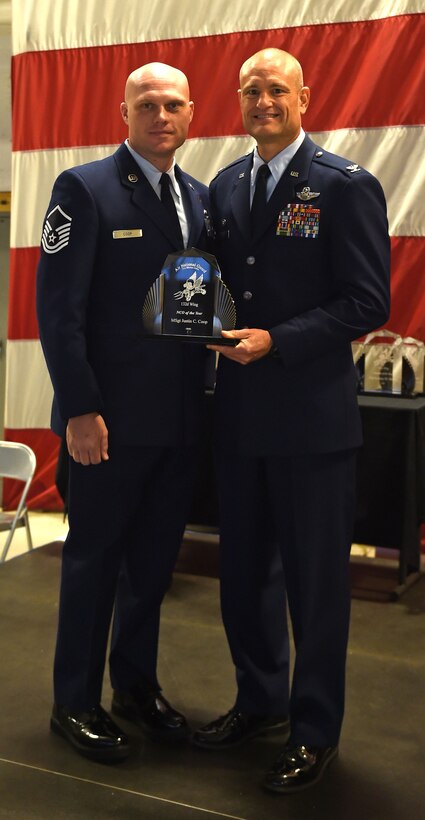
[111,687,188,742]
[191,706,289,749]
[263,743,338,792]
[50,704,130,762]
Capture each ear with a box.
[120,102,129,123]
[188,100,194,123]
[299,86,310,114]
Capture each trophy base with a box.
[145,334,239,346]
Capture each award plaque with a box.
[142,248,237,344]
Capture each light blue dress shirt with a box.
[250,129,306,205]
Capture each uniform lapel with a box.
[230,155,253,243]
[113,143,182,247]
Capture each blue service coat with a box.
[37,142,213,447]
[210,134,391,456]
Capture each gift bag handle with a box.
[364,329,402,347]
[402,336,424,348]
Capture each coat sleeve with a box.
[36,168,104,422]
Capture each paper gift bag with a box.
[363,330,403,394]
[351,341,365,392]
[401,337,425,395]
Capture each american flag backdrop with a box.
[6,0,425,509]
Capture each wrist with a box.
[268,336,280,358]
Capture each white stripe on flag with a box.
[5,340,53,429]
[11,126,425,249]
[12,0,423,54]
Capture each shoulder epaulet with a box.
[312,147,367,177]
[211,153,251,181]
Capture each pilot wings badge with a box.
[296,186,320,201]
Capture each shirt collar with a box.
[125,140,180,196]
[252,128,306,185]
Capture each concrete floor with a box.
[0,528,424,820]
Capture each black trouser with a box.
[53,443,196,710]
[216,449,357,747]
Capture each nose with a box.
[256,91,274,108]
[154,105,168,121]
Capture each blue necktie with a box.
[251,164,271,229]
[160,173,183,246]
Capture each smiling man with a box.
[37,62,213,762]
[239,49,309,158]
[191,48,391,793]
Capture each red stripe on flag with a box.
[12,14,424,151]
[7,239,425,342]
[8,247,40,339]
[389,236,425,340]
[3,429,63,511]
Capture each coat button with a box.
[246,256,255,265]
[243,291,253,300]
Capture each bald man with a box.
[37,62,214,761]
[191,49,390,792]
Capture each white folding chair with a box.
[0,441,36,562]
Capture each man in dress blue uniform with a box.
[37,62,213,761]
[191,48,390,792]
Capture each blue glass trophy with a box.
[142,248,237,344]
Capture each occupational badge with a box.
[296,186,320,201]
